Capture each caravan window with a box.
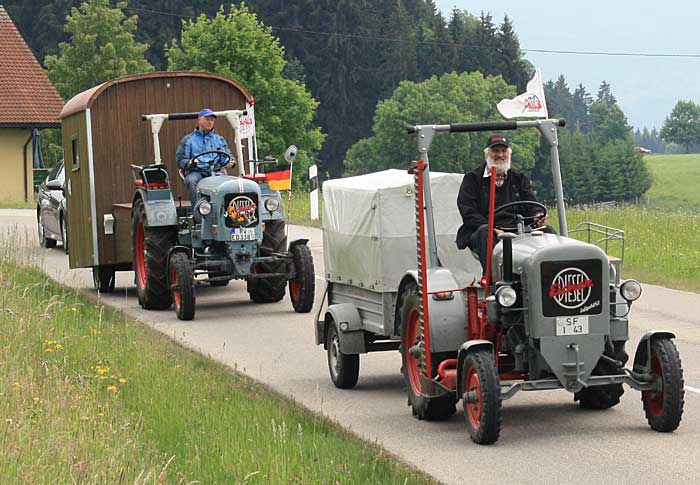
[71,136,79,171]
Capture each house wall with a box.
[0,128,33,201]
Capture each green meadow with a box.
[643,153,700,211]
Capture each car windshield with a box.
[56,164,65,185]
[47,161,63,182]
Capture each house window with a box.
[71,136,79,171]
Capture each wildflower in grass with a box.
[32,396,40,403]
[91,327,100,335]
[11,382,20,390]
[80,416,89,421]
[97,412,104,417]
[45,348,54,353]
[69,307,77,312]
[118,378,127,384]
[106,385,118,393]
[5,418,12,425]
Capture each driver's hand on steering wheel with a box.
[224,159,235,169]
[533,213,547,226]
[495,228,505,235]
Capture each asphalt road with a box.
[2,209,698,484]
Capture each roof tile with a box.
[0,5,64,126]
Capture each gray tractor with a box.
[131,109,314,320]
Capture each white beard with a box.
[485,153,511,175]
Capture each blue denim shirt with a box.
[176,129,230,172]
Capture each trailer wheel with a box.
[132,197,176,310]
[326,320,360,389]
[642,338,684,432]
[289,244,315,313]
[247,219,286,303]
[37,211,57,248]
[399,282,456,421]
[92,266,115,293]
[462,349,501,445]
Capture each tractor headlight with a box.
[620,279,642,302]
[495,285,517,307]
[264,198,280,213]
[198,200,212,216]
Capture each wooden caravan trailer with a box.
[60,71,253,283]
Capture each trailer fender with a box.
[633,330,676,373]
[456,340,494,397]
[323,303,366,354]
[134,189,177,227]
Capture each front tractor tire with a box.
[326,319,360,389]
[169,252,195,321]
[462,349,501,445]
[247,219,287,303]
[289,243,315,313]
[399,281,456,421]
[132,197,176,310]
[642,338,684,432]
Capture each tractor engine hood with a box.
[492,232,611,390]
[196,175,262,198]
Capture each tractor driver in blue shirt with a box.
[176,108,234,208]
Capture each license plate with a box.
[555,316,589,336]
[231,227,256,241]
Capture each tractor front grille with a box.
[540,259,603,317]
[223,193,259,228]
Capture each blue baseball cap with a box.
[198,108,216,118]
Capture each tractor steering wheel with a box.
[494,200,547,232]
[187,150,234,172]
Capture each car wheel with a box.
[38,210,57,248]
[61,213,69,254]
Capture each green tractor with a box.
[131,109,315,320]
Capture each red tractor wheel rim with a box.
[290,279,301,301]
[405,306,423,396]
[643,353,664,417]
[135,222,147,288]
[171,266,181,310]
[466,366,482,429]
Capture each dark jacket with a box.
[456,161,539,249]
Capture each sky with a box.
[435,0,700,130]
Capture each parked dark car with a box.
[36,161,68,252]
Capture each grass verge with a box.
[284,191,322,228]
[0,198,34,209]
[0,261,434,484]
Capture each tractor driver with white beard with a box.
[456,134,555,271]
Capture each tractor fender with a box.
[456,340,494,397]
[288,238,309,250]
[633,330,676,373]
[166,246,192,273]
[394,268,468,353]
[322,303,366,354]
[133,188,177,228]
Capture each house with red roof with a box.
[0,5,64,202]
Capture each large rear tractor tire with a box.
[92,265,115,293]
[326,319,360,389]
[169,251,195,321]
[462,349,501,445]
[289,243,315,313]
[132,197,176,310]
[642,338,684,432]
[399,281,456,421]
[247,219,287,303]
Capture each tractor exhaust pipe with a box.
[500,233,516,283]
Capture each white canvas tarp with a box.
[322,169,482,293]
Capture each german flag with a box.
[264,164,292,191]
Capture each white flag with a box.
[239,102,256,139]
[497,69,548,119]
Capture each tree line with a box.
[5,0,651,202]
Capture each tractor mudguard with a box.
[134,189,177,227]
[288,238,309,250]
[633,330,676,373]
[396,268,469,353]
[323,303,366,354]
[456,340,494,396]
[166,245,192,271]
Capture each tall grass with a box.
[284,191,322,228]
[557,206,700,292]
[0,258,433,484]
